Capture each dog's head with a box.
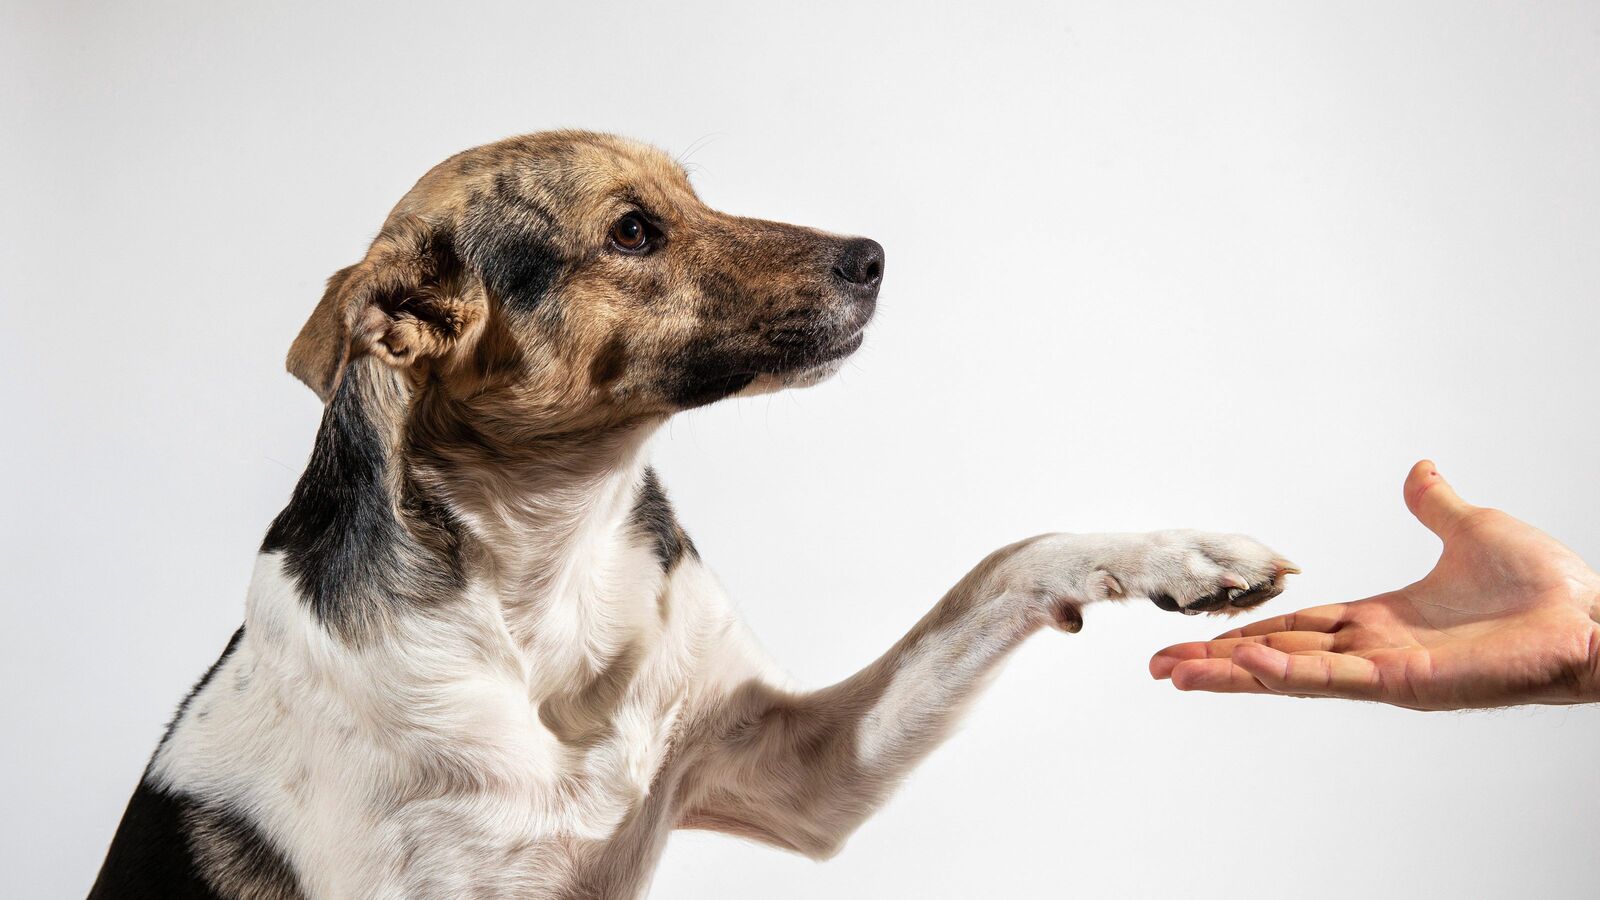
[288,131,881,432]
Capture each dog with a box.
[89,131,1296,899]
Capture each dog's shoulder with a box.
[93,627,304,900]
[89,779,303,900]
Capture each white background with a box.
[5,1,1599,897]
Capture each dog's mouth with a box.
[775,321,866,362]
[768,304,871,371]
[736,322,867,397]
[680,271,877,407]
[810,325,867,367]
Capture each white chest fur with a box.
[150,547,735,898]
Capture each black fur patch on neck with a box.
[261,365,464,639]
[89,782,303,900]
[629,467,696,572]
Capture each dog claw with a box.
[1095,571,1125,600]
[1228,583,1284,608]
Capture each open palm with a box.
[1150,461,1600,710]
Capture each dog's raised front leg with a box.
[679,530,1296,858]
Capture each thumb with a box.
[1403,459,1477,539]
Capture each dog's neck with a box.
[265,358,664,647]
[409,392,662,647]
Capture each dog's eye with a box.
[609,214,653,254]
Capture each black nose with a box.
[832,238,884,291]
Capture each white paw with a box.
[987,530,1298,631]
[1116,529,1298,616]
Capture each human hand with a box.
[1149,461,1600,710]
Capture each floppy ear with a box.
[287,219,485,402]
